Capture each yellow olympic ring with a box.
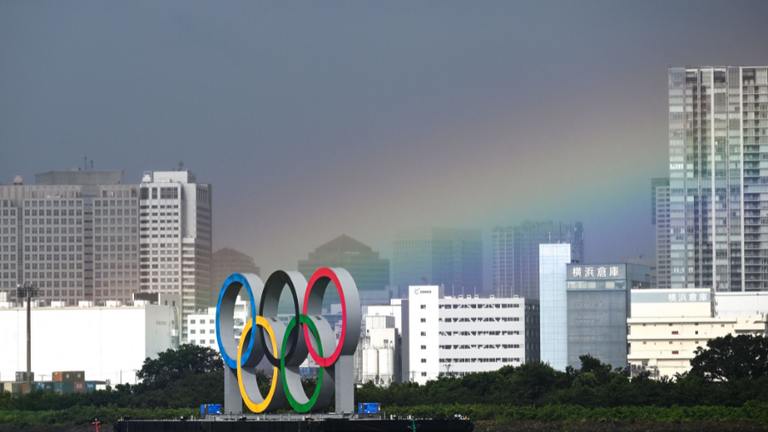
[237,316,279,413]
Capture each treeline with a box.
[2,334,768,426]
[356,358,768,409]
[383,402,768,422]
[358,334,768,409]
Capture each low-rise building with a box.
[0,294,179,384]
[627,289,768,379]
[187,295,249,349]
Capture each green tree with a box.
[690,334,768,382]
[136,344,224,390]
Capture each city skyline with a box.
[4,2,768,287]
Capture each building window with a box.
[420,332,426,336]
[421,372,426,377]
[420,305,426,309]
[672,351,679,355]
[421,359,426,363]
[421,345,426,349]
[420,318,426,323]
[672,331,678,335]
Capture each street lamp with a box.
[17,282,39,394]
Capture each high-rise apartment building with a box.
[492,221,584,298]
[139,171,212,341]
[666,66,768,291]
[392,228,482,294]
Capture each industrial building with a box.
[0,295,178,384]
[354,315,401,387]
[401,286,538,385]
[628,289,767,378]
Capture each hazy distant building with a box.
[492,221,584,299]
[665,66,768,291]
[211,248,259,306]
[392,228,482,294]
[139,170,212,342]
[298,235,389,303]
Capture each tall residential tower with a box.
[665,66,768,291]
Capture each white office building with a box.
[187,296,249,349]
[0,296,179,384]
[139,171,212,341]
[402,286,539,385]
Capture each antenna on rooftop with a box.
[91,160,93,171]
[178,160,184,171]
[84,157,87,171]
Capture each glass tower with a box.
[539,243,571,371]
[667,66,768,291]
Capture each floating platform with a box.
[115,417,473,432]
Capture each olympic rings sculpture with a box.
[216,267,361,413]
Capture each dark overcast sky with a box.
[3,1,768,287]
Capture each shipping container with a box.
[35,382,54,393]
[53,382,63,393]
[15,372,34,382]
[61,382,74,393]
[85,381,98,392]
[8,382,27,396]
[73,381,85,393]
[53,371,84,382]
